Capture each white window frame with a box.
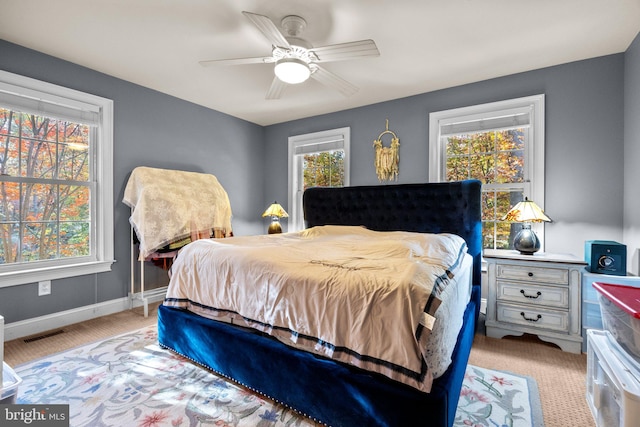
[288,127,350,231]
[0,70,114,287]
[428,94,545,249]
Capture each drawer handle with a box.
[520,312,542,322]
[520,290,542,299]
[527,272,534,277]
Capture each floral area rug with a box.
[14,326,543,427]
[455,365,544,427]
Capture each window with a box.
[0,70,114,287]
[429,95,545,250]
[288,127,350,231]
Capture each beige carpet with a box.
[469,333,593,427]
[5,305,594,427]
[4,303,160,367]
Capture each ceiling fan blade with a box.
[310,65,358,97]
[310,39,380,62]
[199,56,274,66]
[242,11,291,49]
[266,77,287,100]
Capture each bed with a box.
[158,179,482,427]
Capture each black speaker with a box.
[585,240,627,275]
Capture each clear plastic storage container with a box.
[593,282,640,363]
[587,330,640,427]
[1,362,22,404]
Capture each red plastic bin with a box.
[593,282,640,363]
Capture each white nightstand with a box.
[484,250,586,353]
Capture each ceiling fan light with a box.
[274,58,310,84]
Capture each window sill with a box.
[0,260,115,288]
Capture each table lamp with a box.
[501,197,552,255]
[262,202,289,234]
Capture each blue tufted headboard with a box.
[303,180,482,288]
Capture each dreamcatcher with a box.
[373,119,400,182]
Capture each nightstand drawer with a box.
[497,282,569,308]
[496,264,569,285]
[496,302,569,332]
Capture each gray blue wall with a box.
[0,40,265,323]
[624,33,640,272]
[0,31,638,326]
[264,52,629,260]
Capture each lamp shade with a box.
[262,202,289,218]
[501,198,552,223]
[501,197,550,255]
[274,58,311,84]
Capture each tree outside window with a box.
[303,151,345,189]
[288,128,350,231]
[445,129,525,249]
[0,107,91,265]
[0,70,113,287]
[429,95,545,251]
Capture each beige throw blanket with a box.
[164,225,468,392]
[123,167,232,259]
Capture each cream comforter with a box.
[123,167,233,259]
[164,225,469,392]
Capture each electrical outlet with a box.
[38,280,51,296]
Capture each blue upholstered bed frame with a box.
[158,180,482,427]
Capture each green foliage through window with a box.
[303,150,345,190]
[0,107,91,265]
[444,129,526,250]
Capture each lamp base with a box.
[267,220,282,234]
[513,224,540,255]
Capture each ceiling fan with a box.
[199,11,380,100]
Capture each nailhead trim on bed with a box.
[158,343,329,427]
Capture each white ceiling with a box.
[1,0,639,126]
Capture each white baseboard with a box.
[3,288,167,342]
